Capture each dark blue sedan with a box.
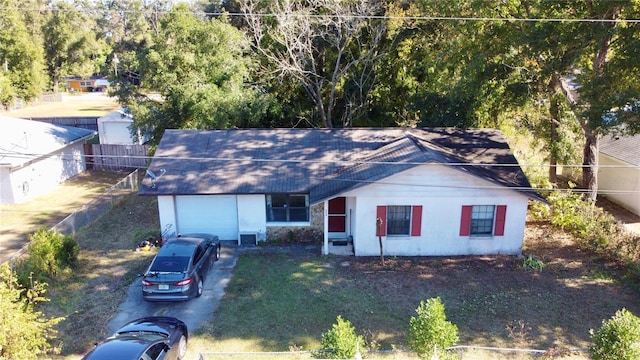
[82,317,188,360]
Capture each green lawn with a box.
[40,192,638,360]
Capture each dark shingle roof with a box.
[139,128,545,203]
[600,134,640,167]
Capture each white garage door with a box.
[102,122,133,144]
[176,195,238,240]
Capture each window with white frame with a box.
[266,194,309,222]
[470,205,495,235]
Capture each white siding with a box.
[157,196,177,238]
[1,143,87,204]
[100,121,135,145]
[237,194,267,239]
[345,164,529,256]
[175,195,238,240]
[598,154,640,216]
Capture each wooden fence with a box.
[85,144,149,171]
[30,116,99,131]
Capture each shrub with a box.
[16,228,79,286]
[407,297,459,359]
[544,190,640,266]
[522,254,544,272]
[319,315,364,359]
[0,264,62,360]
[589,308,640,360]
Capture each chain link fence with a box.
[4,169,140,265]
[197,347,589,359]
[51,169,140,235]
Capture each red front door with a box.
[328,197,346,233]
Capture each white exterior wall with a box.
[0,143,87,204]
[237,194,267,240]
[598,154,640,216]
[345,165,529,256]
[157,196,177,238]
[99,121,136,144]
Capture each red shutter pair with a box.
[459,205,507,236]
[376,206,423,236]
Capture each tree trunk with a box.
[582,127,599,202]
[548,97,560,184]
[547,74,564,184]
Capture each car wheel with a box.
[176,334,187,360]
[215,245,220,261]
[196,278,203,297]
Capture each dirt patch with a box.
[336,222,640,351]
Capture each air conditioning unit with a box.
[238,232,258,245]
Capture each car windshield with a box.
[149,256,189,273]
[115,331,166,342]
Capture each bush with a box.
[319,315,364,359]
[16,228,79,286]
[407,297,459,359]
[540,189,640,265]
[522,254,544,272]
[0,264,62,359]
[590,308,640,360]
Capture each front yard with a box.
[38,190,640,359]
[191,224,639,359]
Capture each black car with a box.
[141,233,220,302]
[81,317,188,360]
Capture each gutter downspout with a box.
[323,200,329,255]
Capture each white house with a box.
[97,108,144,145]
[139,128,546,256]
[598,134,640,216]
[0,116,96,204]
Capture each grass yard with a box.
[38,191,640,359]
[190,227,640,359]
[3,93,118,118]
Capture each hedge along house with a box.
[139,128,546,256]
[0,116,96,204]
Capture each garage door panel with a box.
[176,195,237,240]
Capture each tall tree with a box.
[43,1,104,91]
[123,3,272,144]
[240,0,387,128]
[571,1,640,200]
[0,0,46,108]
[94,0,153,90]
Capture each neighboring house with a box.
[139,128,546,256]
[0,116,96,204]
[65,76,110,92]
[598,133,640,216]
[97,108,145,145]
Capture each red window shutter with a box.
[411,205,423,236]
[459,205,472,236]
[376,206,387,236]
[494,205,507,236]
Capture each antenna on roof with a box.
[146,168,166,188]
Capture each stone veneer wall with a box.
[266,202,324,244]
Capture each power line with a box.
[1,6,639,23]
[1,150,639,169]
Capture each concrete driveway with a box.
[107,246,239,335]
